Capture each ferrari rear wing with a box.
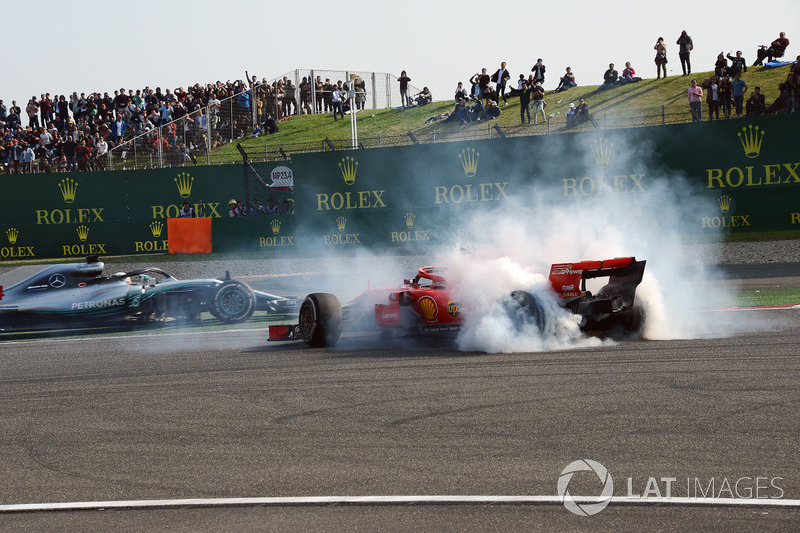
[549,257,646,300]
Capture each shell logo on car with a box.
[418,296,438,322]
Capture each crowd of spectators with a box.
[0,79,265,173]
[0,73,375,173]
[1,30,797,174]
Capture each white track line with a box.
[1,495,799,513]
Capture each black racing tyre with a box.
[623,305,645,333]
[298,293,342,347]
[209,280,257,323]
[502,290,545,332]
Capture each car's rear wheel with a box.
[299,293,342,347]
[502,290,546,332]
[209,280,256,323]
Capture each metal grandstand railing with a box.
[104,70,423,170]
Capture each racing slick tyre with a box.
[299,293,342,347]
[209,280,257,323]
[623,304,645,334]
[502,290,545,333]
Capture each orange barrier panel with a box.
[167,218,212,254]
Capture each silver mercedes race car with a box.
[0,256,298,330]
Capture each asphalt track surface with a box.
[0,304,799,532]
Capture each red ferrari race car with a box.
[269,257,646,348]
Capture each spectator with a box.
[179,200,196,217]
[469,96,485,122]
[731,73,748,116]
[491,62,511,105]
[331,83,344,120]
[314,75,324,113]
[322,78,333,113]
[414,87,432,106]
[531,58,546,85]
[250,198,267,215]
[265,198,280,214]
[21,142,35,173]
[719,76,733,119]
[26,98,40,128]
[477,68,491,98]
[281,199,294,214]
[485,100,501,120]
[565,102,577,128]
[454,82,469,102]
[0,99,6,122]
[704,76,721,120]
[654,37,668,79]
[531,82,546,125]
[714,53,728,78]
[576,98,589,125]
[754,32,790,66]
[482,85,497,105]
[264,113,278,134]
[676,30,694,75]
[746,86,766,116]
[620,62,642,84]
[594,63,619,93]
[508,74,527,97]
[519,82,531,124]
[555,67,577,92]
[688,79,704,122]
[726,50,747,77]
[398,70,411,108]
[282,80,298,116]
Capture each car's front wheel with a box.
[209,280,256,323]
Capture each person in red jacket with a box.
[754,32,790,65]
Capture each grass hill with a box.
[218,64,796,164]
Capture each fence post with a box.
[386,74,392,108]
[157,129,163,168]
[371,73,377,110]
[310,69,316,115]
[206,105,212,165]
[603,111,607,129]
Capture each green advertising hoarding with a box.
[1,114,797,261]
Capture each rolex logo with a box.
[174,172,194,198]
[77,225,90,242]
[738,125,764,159]
[58,178,79,203]
[150,221,163,238]
[270,219,281,235]
[718,195,732,214]
[404,212,415,229]
[339,156,358,185]
[590,138,612,168]
[336,216,347,232]
[459,148,479,177]
[6,228,18,245]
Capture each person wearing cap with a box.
[228,199,240,217]
[179,200,196,218]
[565,102,578,128]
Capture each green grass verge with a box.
[212,63,796,163]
